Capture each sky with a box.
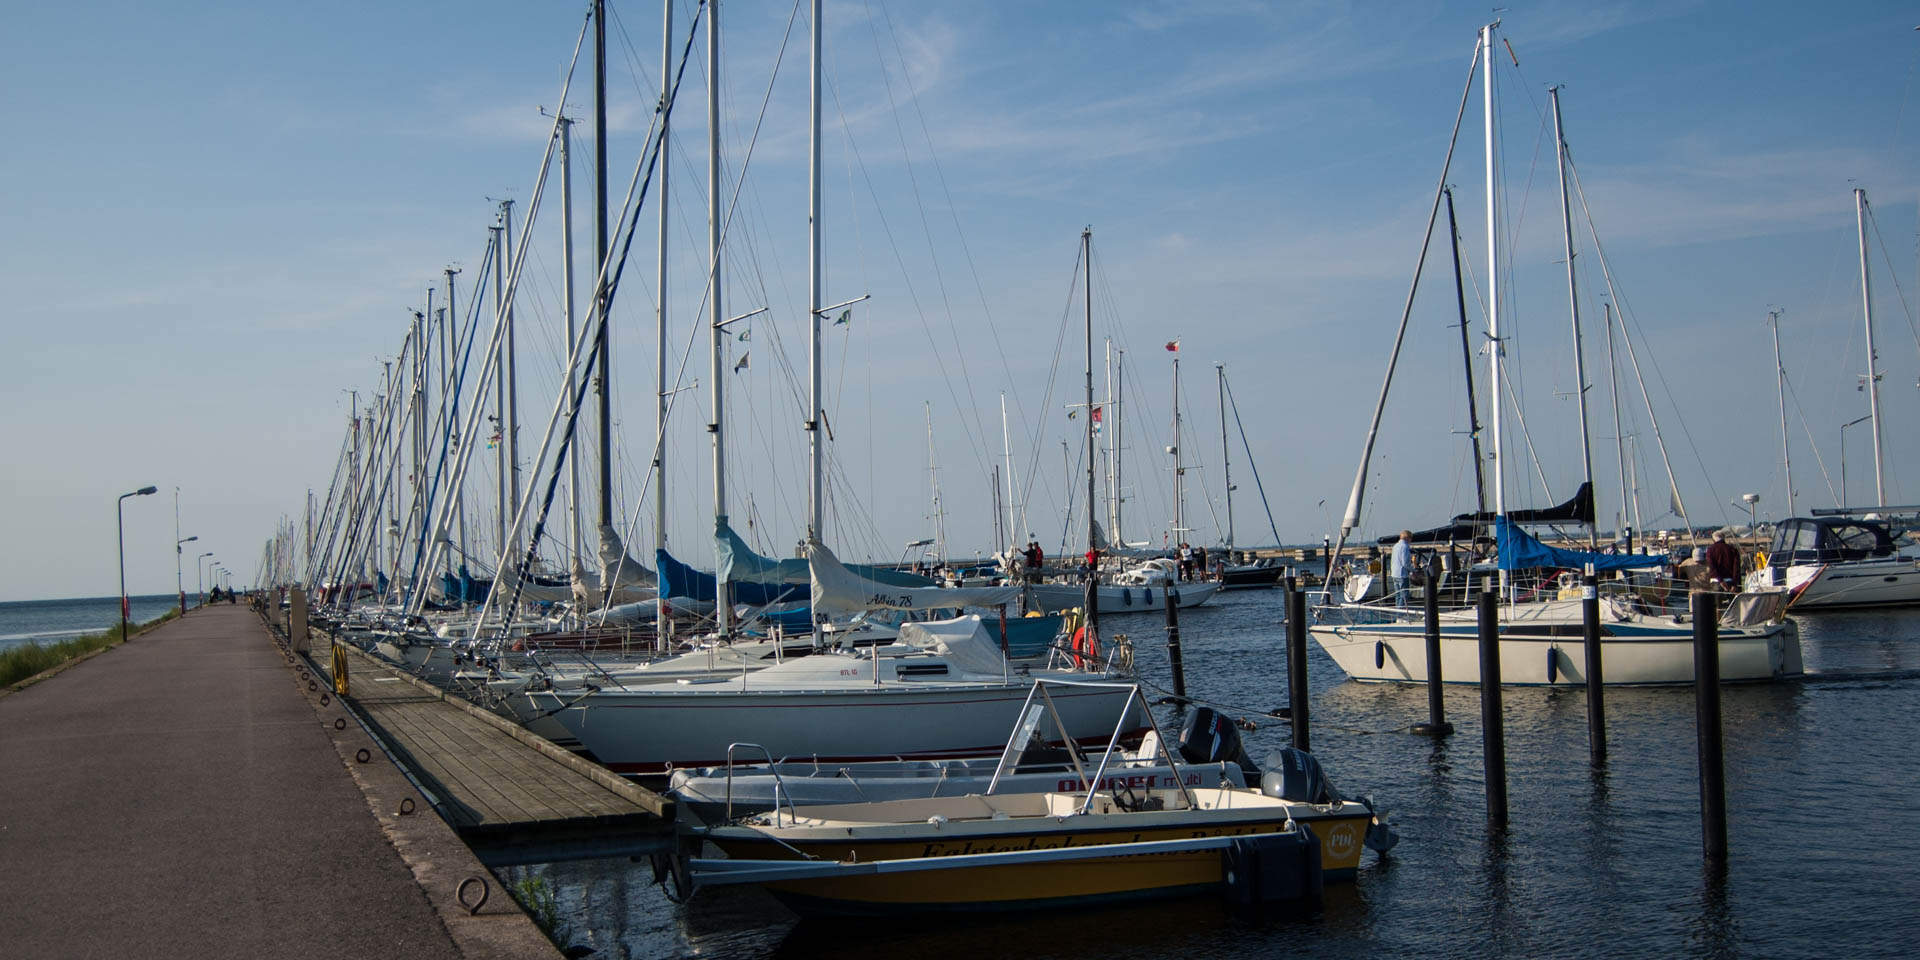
[6,0,1920,600]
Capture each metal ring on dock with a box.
[320,693,330,706]
[334,717,347,730]
[308,681,317,692]
[398,797,416,816]
[456,876,489,915]
[356,748,371,764]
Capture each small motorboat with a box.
[680,680,1392,915]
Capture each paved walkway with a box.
[0,604,556,959]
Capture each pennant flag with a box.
[734,352,750,373]
[1165,339,1180,352]
[1067,409,1077,420]
[834,309,851,326]
[738,329,751,342]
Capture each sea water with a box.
[502,590,1920,958]
[0,594,188,651]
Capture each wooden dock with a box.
[312,638,674,866]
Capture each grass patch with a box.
[508,873,567,943]
[0,607,181,688]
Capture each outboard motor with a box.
[1177,707,1257,773]
[1259,747,1337,804]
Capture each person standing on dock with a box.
[1390,530,1413,607]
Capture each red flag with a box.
[1165,340,1179,352]
[1090,406,1102,423]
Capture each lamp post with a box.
[1841,414,1871,507]
[118,486,158,641]
[197,553,215,605]
[175,535,198,615]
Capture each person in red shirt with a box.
[1705,530,1742,590]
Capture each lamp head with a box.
[135,486,157,496]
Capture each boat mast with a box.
[1768,309,1793,517]
[1444,186,1488,515]
[502,198,521,573]
[708,0,731,634]
[1170,356,1184,545]
[1854,187,1886,508]
[594,0,614,561]
[560,116,581,571]
[444,265,466,590]
[1482,21,1507,592]
[1114,348,1124,544]
[1216,363,1233,551]
[807,0,824,544]
[1082,227,1099,638]
[655,0,673,644]
[1001,392,1017,551]
[1550,85,1596,547]
[1606,303,1631,550]
[1105,339,1117,540]
[926,403,945,564]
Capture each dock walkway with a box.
[0,604,558,959]
[312,638,672,865]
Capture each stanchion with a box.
[1163,588,1188,704]
[1692,590,1727,861]
[332,643,350,697]
[1582,566,1606,766]
[1412,582,1452,735]
[1478,584,1507,829]
[1286,576,1310,752]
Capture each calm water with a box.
[0,594,187,650]
[503,590,1920,958]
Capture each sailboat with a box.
[1747,190,1920,609]
[1308,23,1800,685]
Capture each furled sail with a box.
[810,540,1021,615]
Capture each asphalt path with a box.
[0,604,552,959]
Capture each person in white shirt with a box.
[1390,530,1413,607]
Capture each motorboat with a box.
[1748,515,1920,610]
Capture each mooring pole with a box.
[1692,590,1727,860]
[1478,583,1507,829]
[1413,580,1452,735]
[1583,565,1607,766]
[1164,586,1187,704]
[1286,576,1310,752]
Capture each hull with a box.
[1220,564,1284,590]
[1023,581,1219,614]
[1309,618,1801,685]
[539,678,1143,774]
[1763,559,1920,610]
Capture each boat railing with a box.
[724,743,798,827]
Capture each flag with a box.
[834,309,850,326]
[738,329,751,342]
[1091,405,1103,434]
[734,353,750,373]
[1165,339,1180,352]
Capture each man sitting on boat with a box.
[1706,531,1742,592]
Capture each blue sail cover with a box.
[714,519,935,588]
[655,548,806,605]
[1496,517,1667,573]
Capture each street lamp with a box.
[197,553,215,604]
[1841,415,1872,507]
[175,535,198,615]
[117,486,158,642]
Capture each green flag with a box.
[834,309,850,326]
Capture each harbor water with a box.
[505,589,1920,958]
[0,594,185,652]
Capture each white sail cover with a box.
[809,540,1021,615]
[897,616,1008,677]
[599,523,657,589]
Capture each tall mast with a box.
[1482,22,1506,593]
[1606,304,1631,549]
[444,266,466,587]
[1550,85,1596,547]
[1445,186,1487,515]
[1105,339,1117,539]
[594,0,614,540]
[560,116,581,569]
[1855,187,1886,507]
[708,0,731,634]
[1001,393,1016,551]
[501,198,521,560]
[1113,348,1124,543]
[807,0,824,542]
[1170,357,1183,544]
[655,0,673,644]
[1768,310,1793,517]
[491,220,508,562]
[1217,363,1233,551]
[926,403,945,563]
[1082,227,1099,637]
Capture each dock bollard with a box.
[1163,587,1188,704]
[1582,566,1606,766]
[1477,584,1507,829]
[1286,577,1310,752]
[1692,590,1727,860]
[1412,582,1452,735]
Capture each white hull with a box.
[1756,559,1920,610]
[531,655,1141,774]
[1023,581,1219,614]
[1309,617,1801,686]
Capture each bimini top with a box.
[1768,517,1898,565]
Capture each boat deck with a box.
[315,638,674,865]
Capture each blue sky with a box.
[6,0,1920,600]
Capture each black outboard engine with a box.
[1176,707,1257,773]
[1260,747,1338,804]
